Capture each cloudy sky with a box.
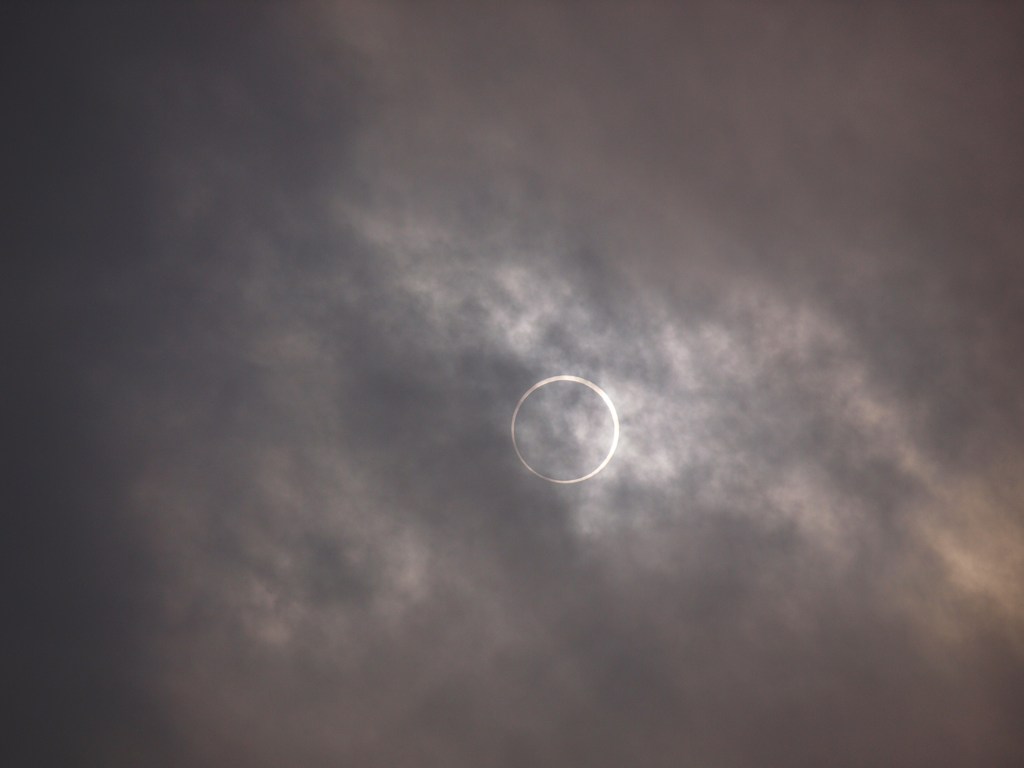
[8,2,1024,766]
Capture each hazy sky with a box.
[8,2,1024,766]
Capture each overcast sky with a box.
[7,2,1024,766]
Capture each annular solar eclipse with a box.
[511,375,620,483]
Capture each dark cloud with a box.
[7,2,1024,766]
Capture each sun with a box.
[510,375,620,483]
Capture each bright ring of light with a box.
[511,375,619,484]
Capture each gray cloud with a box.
[7,1,1024,766]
